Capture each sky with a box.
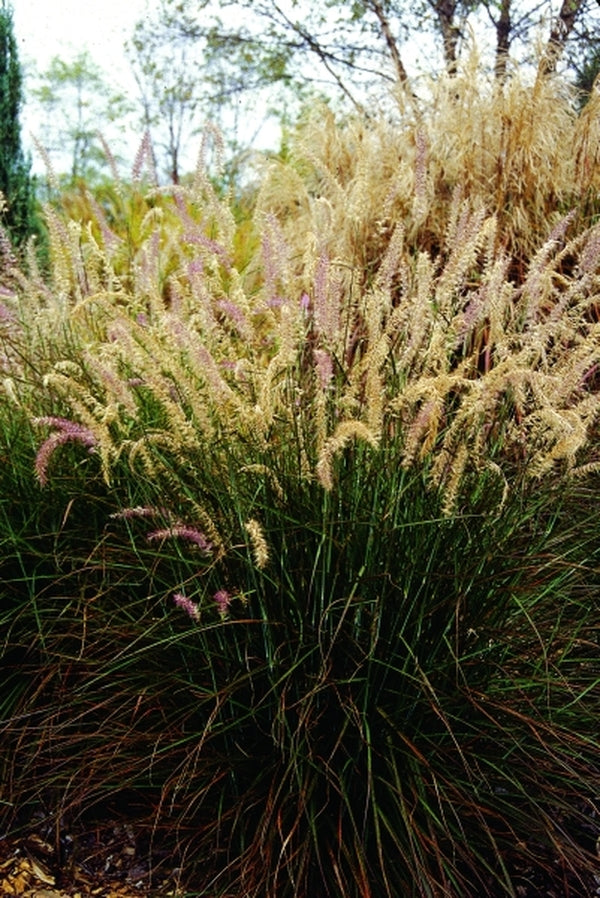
[13,0,149,74]
[13,0,154,171]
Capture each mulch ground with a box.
[0,829,182,898]
[3,821,600,897]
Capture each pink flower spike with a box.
[34,416,96,439]
[314,348,333,390]
[110,505,170,521]
[173,592,200,621]
[33,418,98,486]
[147,526,212,553]
[213,589,232,617]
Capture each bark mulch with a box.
[0,827,183,898]
[2,819,600,897]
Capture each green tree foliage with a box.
[32,52,134,189]
[0,0,40,249]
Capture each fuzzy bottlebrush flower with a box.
[313,250,341,343]
[245,518,269,569]
[33,416,98,486]
[147,525,213,554]
[109,506,170,521]
[213,589,232,617]
[314,348,334,390]
[0,301,16,323]
[217,299,251,340]
[172,592,200,621]
[316,420,379,491]
[412,127,428,222]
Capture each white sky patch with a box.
[13,0,150,71]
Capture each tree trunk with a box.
[367,0,411,85]
[434,0,460,75]
[494,0,512,82]
[538,0,585,76]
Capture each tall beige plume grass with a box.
[2,56,600,513]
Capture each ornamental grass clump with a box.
[0,60,599,897]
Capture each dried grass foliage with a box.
[268,57,600,264]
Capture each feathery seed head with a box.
[245,518,269,569]
[316,420,379,491]
[33,417,99,486]
[172,592,200,622]
[213,589,232,617]
[147,525,213,554]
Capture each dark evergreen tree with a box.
[0,0,40,249]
